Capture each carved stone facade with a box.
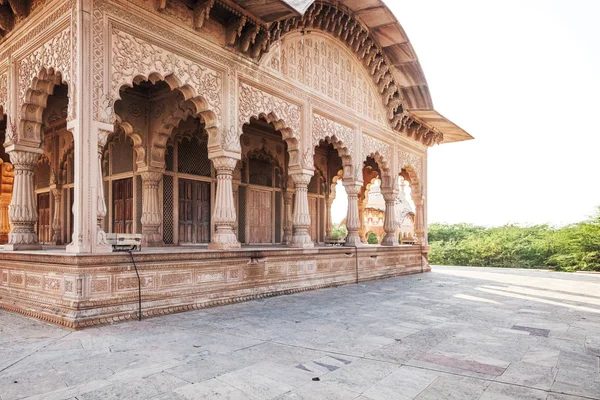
[0,0,471,327]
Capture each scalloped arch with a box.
[242,113,301,169]
[17,67,68,149]
[114,73,220,170]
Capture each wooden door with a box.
[179,180,194,243]
[308,197,318,243]
[113,178,134,234]
[179,179,211,244]
[37,193,51,244]
[249,189,272,244]
[195,181,211,243]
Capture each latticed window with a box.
[249,159,273,187]
[163,175,174,244]
[111,137,134,174]
[178,137,211,176]
[165,145,174,172]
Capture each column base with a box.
[289,231,314,248]
[4,243,43,251]
[381,234,400,247]
[345,233,365,247]
[208,228,241,250]
[141,231,164,248]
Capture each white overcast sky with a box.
[388,0,600,226]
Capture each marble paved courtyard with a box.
[1,266,600,400]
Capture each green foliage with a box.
[331,223,347,238]
[367,232,379,244]
[429,208,600,272]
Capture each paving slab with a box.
[0,266,599,400]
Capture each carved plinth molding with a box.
[209,156,241,250]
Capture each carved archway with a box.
[15,67,69,149]
[311,115,355,180]
[114,74,219,170]
[241,113,300,170]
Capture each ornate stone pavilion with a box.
[0,0,471,327]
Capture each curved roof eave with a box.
[230,0,473,143]
[329,0,473,143]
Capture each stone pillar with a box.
[5,149,42,250]
[0,195,11,244]
[415,200,425,244]
[209,156,241,250]
[289,172,313,248]
[95,138,112,252]
[51,187,62,245]
[325,194,335,238]
[381,190,399,246]
[358,193,368,243]
[344,182,363,247]
[140,170,164,247]
[283,188,294,245]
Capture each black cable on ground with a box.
[128,250,142,321]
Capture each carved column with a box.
[51,187,62,245]
[358,193,368,243]
[283,188,294,245]
[140,170,164,247]
[209,156,241,250]
[381,189,399,246]
[415,199,425,244]
[325,194,335,238]
[0,195,11,244]
[344,182,363,247]
[289,172,313,248]
[95,136,112,252]
[5,150,42,250]
[0,163,13,244]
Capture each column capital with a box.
[212,155,238,172]
[140,170,163,184]
[381,189,399,202]
[290,171,313,187]
[343,182,363,196]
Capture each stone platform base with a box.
[0,245,429,329]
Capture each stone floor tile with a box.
[215,369,295,399]
[361,366,439,400]
[276,381,359,400]
[414,375,490,400]
[173,378,251,400]
[479,382,549,400]
[320,358,400,394]
[496,361,557,391]
[521,348,560,367]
